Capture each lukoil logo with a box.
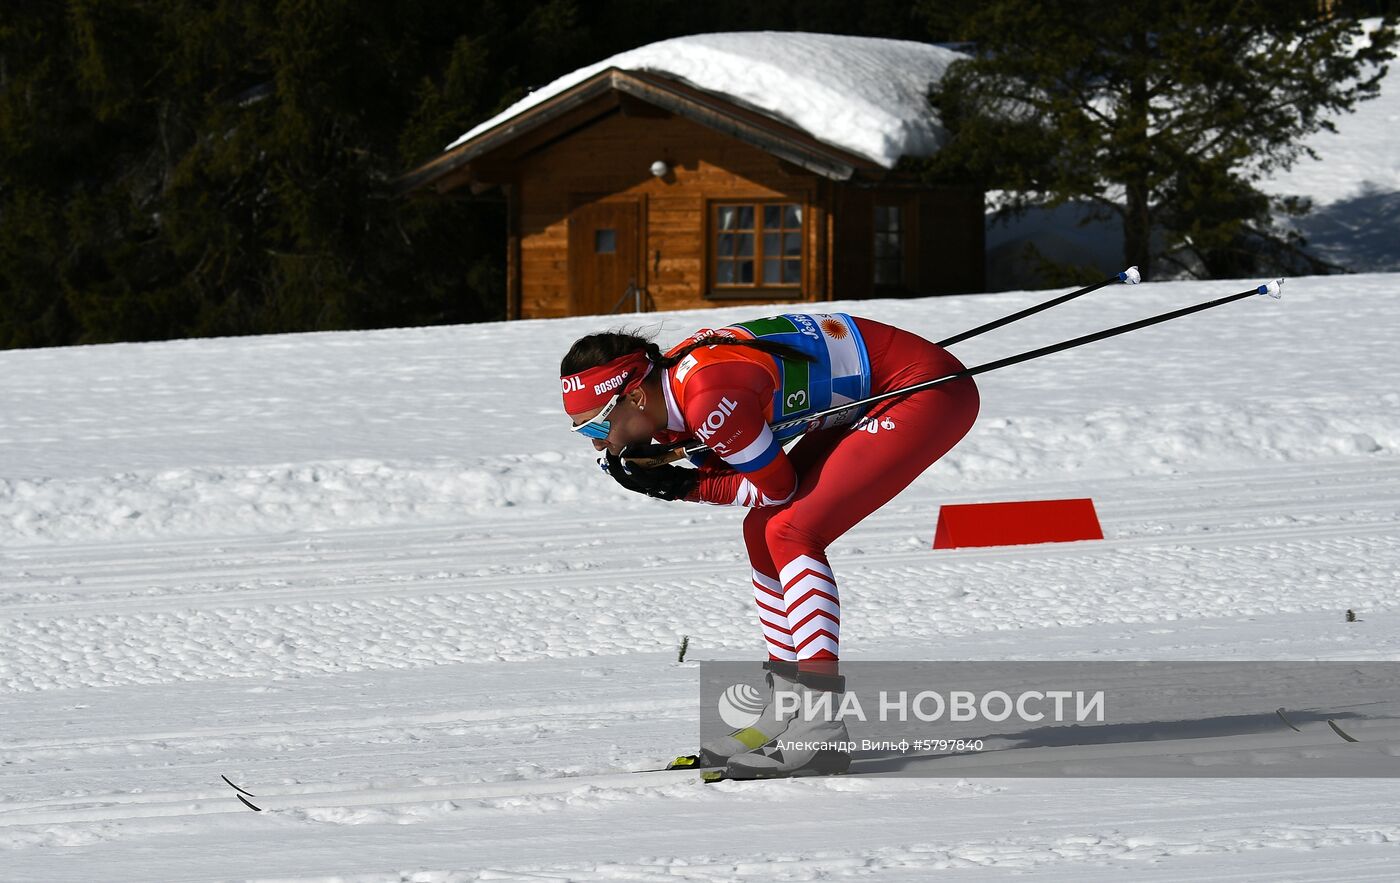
[717,682,766,729]
[562,376,585,393]
[694,396,739,441]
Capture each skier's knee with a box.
[743,506,776,545]
[764,511,825,556]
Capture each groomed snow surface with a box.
[3,272,1400,881]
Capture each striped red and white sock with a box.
[752,569,796,661]
[779,554,840,662]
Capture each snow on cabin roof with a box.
[445,32,967,170]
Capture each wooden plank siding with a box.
[403,69,987,318]
[832,186,875,300]
[504,182,521,320]
[831,185,986,299]
[918,187,985,295]
[515,111,832,319]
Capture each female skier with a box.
[561,312,979,779]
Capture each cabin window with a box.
[594,229,616,254]
[874,204,904,286]
[712,202,803,293]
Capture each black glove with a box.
[601,449,699,501]
[615,441,690,469]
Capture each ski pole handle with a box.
[620,442,691,470]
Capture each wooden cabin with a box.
[400,43,984,319]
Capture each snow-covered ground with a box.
[3,267,1400,880]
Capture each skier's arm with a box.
[679,370,797,508]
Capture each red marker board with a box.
[933,498,1103,549]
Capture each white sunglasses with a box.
[570,391,624,440]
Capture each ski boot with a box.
[666,659,800,770]
[706,668,852,781]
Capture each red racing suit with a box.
[650,315,980,663]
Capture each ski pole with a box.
[626,278,1282,468]
[769,277,1282,437]
[937,266,1141,347]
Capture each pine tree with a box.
[922,2,1397,280]
[0,0,535,347]
[0,0,950,348]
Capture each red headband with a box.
[561,350,652,413]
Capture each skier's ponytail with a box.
[561,328,815,377]
[655,334,815,369]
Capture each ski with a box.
[700,767,849,784]
[1327,719,1360,742]
[220,762,715,813]
[221,774,263,811]
[702,704,1362,783]
[234,794,262,812]
[1275,708,1362,742]
[227,701,1364,801]
[633,753,724,773]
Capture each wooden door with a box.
[568,199,639,316]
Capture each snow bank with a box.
[2,273,1397,546]
[1,396,1395,546]
[447,32,965,169]
[0,456,587,545]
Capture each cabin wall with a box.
[832,184,985,299]
[515,111,830,319]
[507,108,984,318]
[832,186,875,299]
[918,186,985,295]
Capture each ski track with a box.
[0,459,1396,695]
[2,454,1400,879]
[5,774,1400,881]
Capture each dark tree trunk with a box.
[1123,27,1152,279]
[1125,174,1150,280]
